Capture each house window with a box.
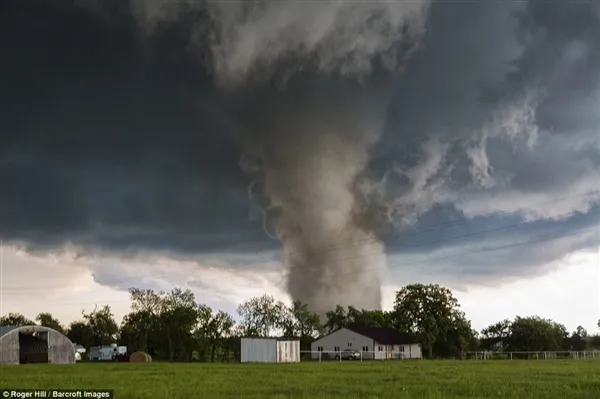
[399,346,405,352]
[347,342,352,347]
[317,347,323,352]
[334,346,340,352]
[362,346,369,352]
[378,346,383,351]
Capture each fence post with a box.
[510,352,513,360]
[318,351,321,363]
[339,351,342,362]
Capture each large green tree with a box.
[434,312,478,357]
[123,288,199,360]
[592,321,600,349]
[82,305,119,346]
[161,288,199,361]
[391,284,470,358]
[0,312,35,326]
[568,325,588,351]
[346,307,393,329]
[192,304,214,361]
[36,312,65,334]
[193,304,236,362]
[322,306,393,334]
[506,316,568,352]
[237,294,284,336]
[125,288,164,354]
[589,334,600,349]
[66,321,94,349]
[323,305,349,333]
[278,300,322,349]
[206,310,235,362]
[119,310,155,352]
[480,319,512,351]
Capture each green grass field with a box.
[1,361,599,399]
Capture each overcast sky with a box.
[1,0,599,333]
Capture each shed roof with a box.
[241,336,300,341]
[345,325,416,345]
[0,325,69,339]
[0,326,20,338]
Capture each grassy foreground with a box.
[1,360,599,399]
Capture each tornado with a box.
[236,82,393,315]
[137,0,431,315]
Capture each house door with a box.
[387,345,393,360]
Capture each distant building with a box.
[310,325,422,360]
[0,325,76,365]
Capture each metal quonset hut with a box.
[0,325,76,365]
[240,337,300,363]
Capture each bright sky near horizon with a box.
[1,243,598,334]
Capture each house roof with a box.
[345,325,416,345]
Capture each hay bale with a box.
[129,351,152,363]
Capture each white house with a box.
[310,326,422,360]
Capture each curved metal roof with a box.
[0,326,20,338]
[0,325,70,339]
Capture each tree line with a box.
[2,284,599,361]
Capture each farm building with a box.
[0,325,76,365]
[310,326,422,360]
[240,337,300,363]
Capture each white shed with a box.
[240,338,300,363]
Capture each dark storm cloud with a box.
[0,0,598,286]
[0,0,274,254]
[375,0,600,278]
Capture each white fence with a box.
[465,351,600,360]
[298,350,600,361]
[299,350,412,361]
